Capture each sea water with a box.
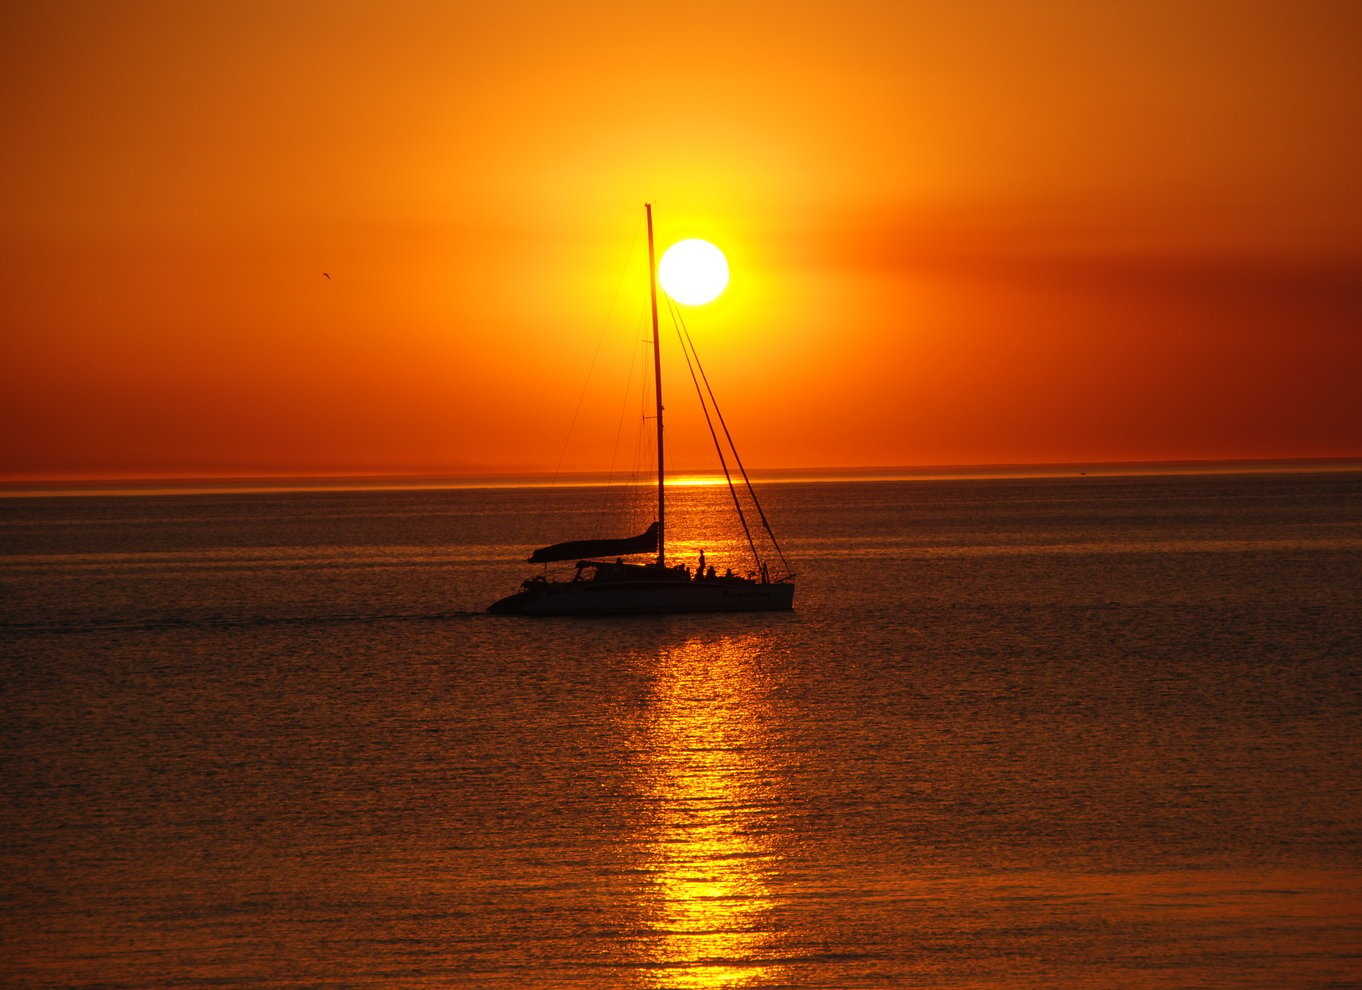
[2,472,1360,988]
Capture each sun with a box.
[658,239,729,305]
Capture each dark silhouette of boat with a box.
[488,205,795,615]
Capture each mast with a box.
[645,203,665,566]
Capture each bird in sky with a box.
[322,272,331,279]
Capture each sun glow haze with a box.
[2,2,1360,481]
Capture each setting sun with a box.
[658,239,730,305]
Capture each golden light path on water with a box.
[630,633,788,988]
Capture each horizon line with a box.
[2,456,1360,498]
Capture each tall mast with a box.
[645,203,665,567]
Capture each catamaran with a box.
[488,204,795,615]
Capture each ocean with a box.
[2,471,1360,988]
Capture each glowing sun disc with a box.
[658,239,729,305]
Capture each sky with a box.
[3,0,1360,480]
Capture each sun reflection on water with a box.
[631,633,788,989]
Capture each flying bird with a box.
[322,272,331,279]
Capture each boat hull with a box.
[488,577,794,616]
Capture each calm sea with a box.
[2,472,1360,989]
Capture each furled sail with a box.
[527,522,659,564]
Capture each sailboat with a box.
[488,204,795,615]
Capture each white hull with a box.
[489,576,794,615]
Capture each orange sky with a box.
[3,1,1360,480]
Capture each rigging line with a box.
[676,312,793,578]
[610,308,654,536]
[596,309,646,538]
[668,298,764,573]
[549,211,644,490]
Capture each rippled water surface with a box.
[3,473,1360,988]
